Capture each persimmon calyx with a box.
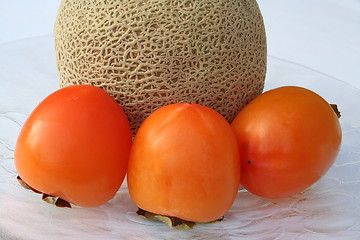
[330,104,341,118]
[136,208,195,230]
[17,175,41,194]
[136,208,224,230]
[17,175,71,208]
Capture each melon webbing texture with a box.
[54,0,267,133]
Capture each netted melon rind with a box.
[54,0,267,133]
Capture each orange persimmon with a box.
[127,103,240,223]
[15,85,132,207]
[231,86,342,199]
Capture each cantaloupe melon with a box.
[54,0,267,133]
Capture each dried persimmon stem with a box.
[16,175,71,208]
[136,208,195,230]
[17,175,42,194]
[42,194,71,208]
[330,104,341,118]
[136,208,224,230]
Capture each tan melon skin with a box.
[54,0,267,133]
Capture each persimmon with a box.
[231,86,342,198]
[127,103,240,223]
[14,85,132,207]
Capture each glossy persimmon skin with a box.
[231,86,342,199]
[127,103,240,223]
[15,85,132,207]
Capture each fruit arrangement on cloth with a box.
[13,0,342,231]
